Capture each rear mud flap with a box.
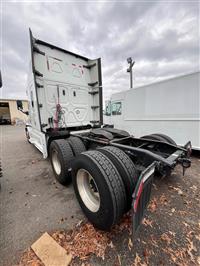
[132,162,156,234]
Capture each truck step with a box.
[90,120,100,124]
[91,105,99,109]
[34,69,43,77]
[88,81,98,87]
[88,90,99,95]
[36,82,44,88]
[33,44,45,56]
[83,63,96,69]
[41,123,48,128]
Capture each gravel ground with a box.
[0,125,199,266]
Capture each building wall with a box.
[0,99,28,124]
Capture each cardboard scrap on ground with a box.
[31,232,72,266]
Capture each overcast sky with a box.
[1,1,199,100]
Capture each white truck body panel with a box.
[26,30,103,157]
[28,30,102,132]
[104,72,200,150]
[28,126,48,158]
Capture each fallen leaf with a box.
[187,231,194,238]
[112,212,132,233]
[52,223,109,260]
[195,234,200,241]
[58,233,64,239]
[161,233,172,245]
[18,248,43,266]
[182,221,189,227]
[143,249,151,265]
[171,208,175,213]
[118,254,121,266]
[108,241,114,249]
[159,194,168,205]
[30,262,42,266]
[172,187,184,195]
[133,252,141,266]
[143,249,148,257]
[187,237,197,251]
[80,255,89,261]
[169,231,176,237]
[128,238,133,251]
[190,185,197,191]
[178,210,187,215]
[148,197,157,212]
[142,218,153,227]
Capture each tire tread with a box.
[98,146,137,210]
[82,150,126,226]
[68,136,86,156]
[50,139,74,185]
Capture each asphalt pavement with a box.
[0,126,199,266]
[0,125,83,266]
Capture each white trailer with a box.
[104,72,200,150]
[17,30,192,233]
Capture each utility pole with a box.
[127,57,135,88]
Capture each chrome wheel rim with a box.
[52,150,61,175]
[77,169,100,212]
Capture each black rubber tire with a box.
[72,150,127,230]
[98,146,138,211]
[152,134,177,145]
[0,162,2,178]
[49,139,74,185]
[67,136,86,156]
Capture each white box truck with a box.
[104,72,200,150]
[17,30,192,233]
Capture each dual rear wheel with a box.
[49,133,176,230]
[72,150,128,230]
[49,136,86,185]
[49,137,137,230]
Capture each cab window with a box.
[112,101,122,115]
[104,101,111,116]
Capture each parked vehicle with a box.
[0,113,11,125]
[19,30,192,233]
[104,71,200,151]
[0,71,2,88]
[0,71,3,187]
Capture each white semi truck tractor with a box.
[17,30,192,233]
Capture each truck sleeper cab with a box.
[24,30,192,234]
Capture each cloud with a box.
[1,1,199,101]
